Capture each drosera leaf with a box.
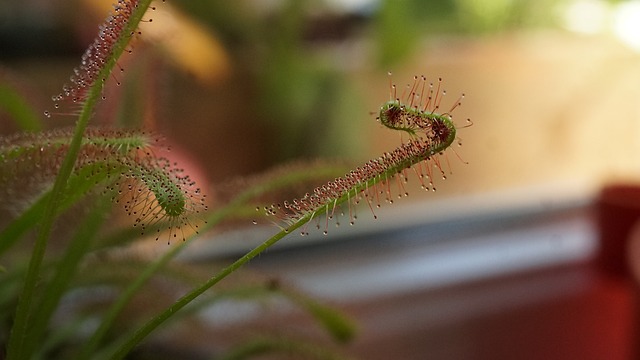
[377,75,464,136]
[119,156,208,244]
[258,75,465,236]
[6,1,156,359]
[0,127,208,248]
[47,0,152,115]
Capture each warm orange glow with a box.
[82,0,231,83]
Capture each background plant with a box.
[0,0,559,357]
[0,1,356,359]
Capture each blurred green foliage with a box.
[165,0,563,161]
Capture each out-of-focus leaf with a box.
[0,83,42,132]
[82,0,231,83]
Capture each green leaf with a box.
[220,336,352,360]
[0,83,42,132]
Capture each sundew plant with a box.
[0,1,469,359]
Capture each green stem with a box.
[69,165,352,356]
[77,238,186,359]
[29,196,110,359]
[80,174,288,358]
[109,223,299,359]
[6,84,100,360]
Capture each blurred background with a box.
[2,0,640,358]
[3,0,640,193]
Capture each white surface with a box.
[249,212,597,301]
[182,179,596,259]
[187,180,599,302]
